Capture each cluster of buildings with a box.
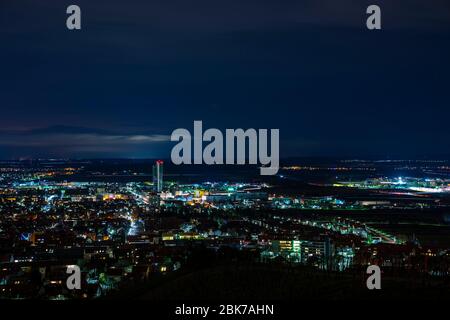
[335,177,450,194]
[0,160,449,299]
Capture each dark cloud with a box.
[0,1,450,159]
[0,126,170,158]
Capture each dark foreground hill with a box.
[105,263,450,301]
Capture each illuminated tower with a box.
[152,160,164,192]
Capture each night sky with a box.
[1,0,450,159]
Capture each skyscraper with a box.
[153,160,164,192]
